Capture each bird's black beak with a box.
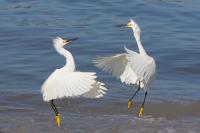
[67,37,79,43]
[63,37,79,45]
[68,37,79,42]
[116,24,127,27]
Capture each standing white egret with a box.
[41,37,107,127]
[94,19,156,117]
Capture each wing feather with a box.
[125,47,156,89]
[82,82,107,98]
[41,70,107,101]
[94,46,156,90]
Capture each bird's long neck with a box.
[56,48,76,72]
[132,30,147,55]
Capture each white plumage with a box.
[95,46,155,91]
[41,37,107,102]
[94,19,156,117]
[94,19,156,92]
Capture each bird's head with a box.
[53,36,79,50]
[117,19,141,33]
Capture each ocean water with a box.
[0,0,200,132]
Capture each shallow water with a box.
[0,92,200,133]
[0,0,200,132]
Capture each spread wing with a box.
[125,47,156,89]
[82,82,107,98]
[41,70,107,101]
[94,46,156,89]
[94,50,138,85]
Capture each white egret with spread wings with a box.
[94,19,156,117]
[41,37,107,127]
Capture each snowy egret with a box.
[41,37,107,127]
[94,19,156,117]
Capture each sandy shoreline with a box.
[0,92,200,132]
[0,92,200,119]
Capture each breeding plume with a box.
[41,37,107,127]
[94,19,156,117]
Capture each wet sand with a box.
[0,92,200,133]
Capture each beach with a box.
[0,0,200,132]
[0,92,200,132]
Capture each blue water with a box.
[0,0,200,132]
[1,0,200,101]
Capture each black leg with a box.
[138,92,148,117]
[128,82,141,110]
[50,100,59,115]
[142,92,147,107]
[50,100,61,127]
[129,84,141,101]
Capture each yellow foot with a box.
[127,100,133,110]
[55,113,61,128]
[138,106,144,117]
